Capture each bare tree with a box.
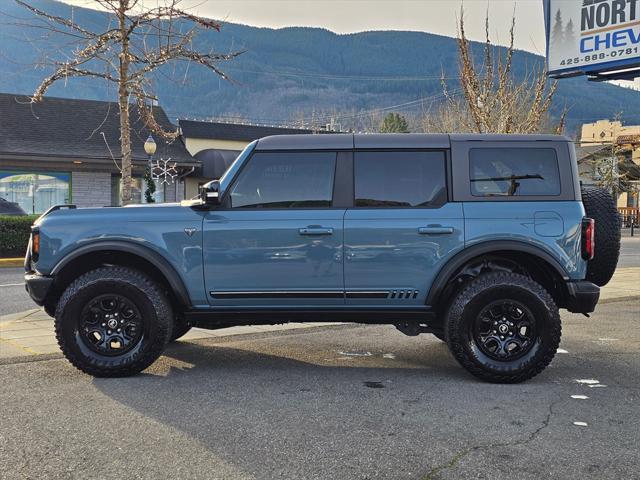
[424,8,564,134]
[585,143,628,198]
[16,0,241,204]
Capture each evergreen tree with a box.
[564,18,576,47]
[380,112,409,133]
[552,9,564,46]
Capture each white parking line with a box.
[0,283,23,287]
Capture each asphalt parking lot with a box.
[1,300,638,480]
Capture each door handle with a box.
[418,226,454,235]
[299,226,334,235]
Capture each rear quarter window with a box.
[469,148,561,197]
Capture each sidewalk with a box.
[599,267,640,303]
[2,267,638,359]
[0,311,344,359]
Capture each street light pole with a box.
[143,134,157,203]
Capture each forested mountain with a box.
[2,0,640,134]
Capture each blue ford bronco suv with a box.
[24,134,621,382]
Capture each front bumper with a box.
[24,273,54,306]
[565,281,600,314]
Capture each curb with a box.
[0,309,41,324]
[0,258,23,268]
[599,295,640,304]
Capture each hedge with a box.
[0,215,39,258]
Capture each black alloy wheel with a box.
[472,300,536,361]
[79,294,144,356]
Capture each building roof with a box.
[179,120,317,142]
[575,144,612,161]
[620,158,640,179]
[0,93,196,165]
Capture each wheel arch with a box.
[426,241,570,311]
[48,241,191,312]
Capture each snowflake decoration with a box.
[151,158,178,185]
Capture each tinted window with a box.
[230,152,336,208]
[354,151,446,207]
[469,148,561,197]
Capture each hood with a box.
[34,203,197,228]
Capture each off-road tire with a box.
[581,186,621,287]
[55,266,172,377]
[445,272,561,383]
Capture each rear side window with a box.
[469,148,561,197]
[354,151,447,207]
[230,151,336,208]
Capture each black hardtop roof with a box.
[255,133,572,150]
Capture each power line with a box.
[223,66,460,82]
[163,88,463,127]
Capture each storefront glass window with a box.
[0,171,70,214]
[110,175,164,205]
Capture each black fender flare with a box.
[50,240,191,307]
[425,240,570,306]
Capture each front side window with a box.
[469,148,561,197]
[229,151,336,208]
[354,151,446,207]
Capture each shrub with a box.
[0,215,38,257]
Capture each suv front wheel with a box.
[54,266,173,377]
[445,272,561,383]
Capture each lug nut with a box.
[500,335,505,340]
[117,328,121,332]
[492,330,497,334]
[107,330,112,334]
[101,323,106,327]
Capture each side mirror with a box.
[200,180,221,206]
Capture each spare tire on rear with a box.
[581,186,621,287]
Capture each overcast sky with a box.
[62,0,547,55]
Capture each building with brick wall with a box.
[0,93,198,214]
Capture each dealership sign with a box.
[545,0,640,78]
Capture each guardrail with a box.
[619,207,639,236]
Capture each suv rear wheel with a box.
[445,272,561,383]
[54,266,172,377]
